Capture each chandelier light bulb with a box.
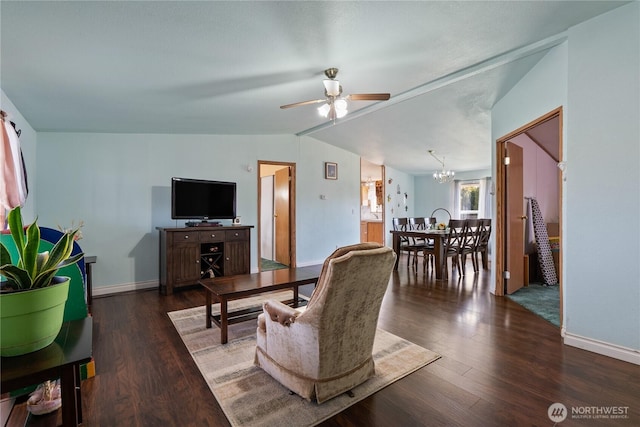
[428,150,455,184]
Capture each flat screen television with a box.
[171,177,236,222]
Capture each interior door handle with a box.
[519,215,527,220]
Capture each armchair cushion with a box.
[263,300,299,326]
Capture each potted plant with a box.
[0,206,84,356]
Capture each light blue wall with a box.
[414,169,491,221]
[565,3,639,351]
[1,90,37,222]
[493,1,639,355]
[34,132,362,290]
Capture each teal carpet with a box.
[261,258,288,271]
[507,284,560,327]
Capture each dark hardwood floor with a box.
[8,256,639,426]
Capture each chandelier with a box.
[428,150,455,184]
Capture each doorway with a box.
[258,161,296,271]
[360,159,385,245]
[495,107,563,324]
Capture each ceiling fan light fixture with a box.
[323,79,340,97]
[318,103,331,117]
[335,99,348,112]
[335,106,348,119]
[281,67,388,122]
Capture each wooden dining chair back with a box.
[459,219,480,274]
[442,219,467,277]
[474,218,492,270]
[409,217,435,270]
[392,218,415,266]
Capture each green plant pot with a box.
[0,277,70,357]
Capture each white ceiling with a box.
[0,1,626,175]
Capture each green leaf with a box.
[23,221,40,277]
[0,264,31,289]
[36,251,49,272]
[0,243,14,267]
[32,270,57,289]
[7,207,25,255]
[40,232,73,272]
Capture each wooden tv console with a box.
[157,225,253,295]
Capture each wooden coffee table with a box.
[199,264,322,344]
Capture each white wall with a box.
[259,175,274,260]
[33,132,361,292]
[493,1,639,362]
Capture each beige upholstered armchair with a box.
[254,243,396,403]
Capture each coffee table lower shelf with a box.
[207,297,308,329]
[199,264,322,344]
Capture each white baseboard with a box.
[296,260,325,268]
[563,332,640,365]
[92,280,158,297]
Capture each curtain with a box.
[480,176,492,219]
[1,111,28,226]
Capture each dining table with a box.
[390,229,449,280]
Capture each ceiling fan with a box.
[280,68,390,121]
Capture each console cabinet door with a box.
[224,241,249,276]
[171,243,201,283]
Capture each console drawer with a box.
[199,231,225,242]
[173,231,199,242]
[225,229,249,241]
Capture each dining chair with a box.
[392,218,411,265]
[409,217,435,270]
[474,218,492,270]
[459,219,480,274]
[442,219,467,278]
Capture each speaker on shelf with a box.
[233,217,241,225]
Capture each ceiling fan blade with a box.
[347,93,391,101]
[280,99,326,109]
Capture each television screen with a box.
[171,177,236,220]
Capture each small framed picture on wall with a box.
[325,162,338,180]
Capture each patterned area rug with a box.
[168,292,441,427]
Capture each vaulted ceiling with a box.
[0,1,627,175]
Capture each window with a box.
[458,180,480,219]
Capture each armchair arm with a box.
[263,300,299,326]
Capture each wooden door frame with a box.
[494,107,563,316]
[257,161,297,270]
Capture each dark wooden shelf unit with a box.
[158,225,253,295]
